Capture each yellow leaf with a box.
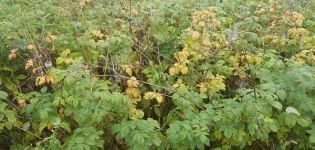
[198,83,208,93]
[46,75,56,84]
[64,58,73,65]
[254,57,262,65]
[27,44,36,50]
[191,31,201,40]
[180,66,188,75]
[156,95,164,104]
[209,74,225,93]
[129,107,144,120]
[92,76,99,81]
[36,76,46,86]
[169,67,176,76]
[126,88,141,99]
[127,77,139,88]
[126,67,133,76]
[123,65,133,76]
[144,92,156,100]
[25,59,34,70]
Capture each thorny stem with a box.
[128,0,132,34]
[241,51,257,100]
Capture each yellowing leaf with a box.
[180,66,188,75]
[127,77,139,88]
[126,88,141,99]
[46,75,56,84]
[209,74,225,94]
[169,67,176,76]
[198,83,208,93]
[36,76,46,86]
[156,95,164,104]
[122,64,139,76]
[27,44,36,50]
[125,67,133,76]
[129,107,144,120]
[64,58,73,65]
[25,59,34,70]
[144,92,156,100]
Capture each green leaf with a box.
[56,57,64,65]
[52,117,61,126]
[285,115,296,128]
[16,74,27,80]
[214,130,221,139]
[75,137,84,143]
[6,111,16,123]
[40,87,48,93]
[152,137,161,146]
[276,90,286,101]
[39,121,47,132]
[5,122,12,130]
[60,122,71,133]
[120,126,130,137]
[73,99,78,107]
[224,127,233,138]
[270,101,282,110]
[269,123,278,132]
[0,91,8,100]
[40,110,48,119]
[0,124,4,130]
[52,98,60,106]
[310,135,315,143]
[297,119,309,127]
[200,134,209,144]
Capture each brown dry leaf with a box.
[18,99,26,108]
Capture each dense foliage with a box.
[1,0,315,149]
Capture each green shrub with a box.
[0,0,315,149]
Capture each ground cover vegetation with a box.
[0,0,315,149]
